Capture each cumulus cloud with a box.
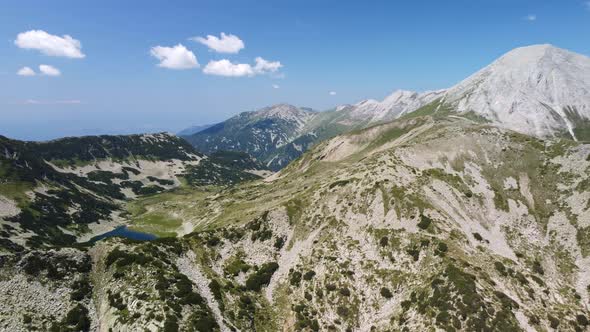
[203,57,282,77]
[272,84,280,89]
[15,30,85,58]
[17,67,36,76]
[253,57,282,74]
[524,14,537,21]
[329,91,337,96]
[150,44,199,70]
[203,59,254,77]
[192,33,244,54]
[39,64,61,76]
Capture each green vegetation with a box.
[246,262,279,291]
[435,242,448,256]
[224,254,252,276]
[380,287,393,299]
[494,261,507,276]
[0,181,33,207]
[367,124,416,149]
[147,176,175,186]
[128,212,182,237]
[183,158,260,186]
[399,99,453,120]
[577,227,590,257]
[303,270,316,280]
[417,214,432,230]
[274,236,286,249]
[100,241,219,331]
[405,263,521,331]
[564,106,590,142]
[87,170,129,183]
[329,179,352,189]
[33,133,199,162]
[461,111,492,123]
[105,247,151,268]
[187,310,219,331]
[50,304,91,332]
[70,277,92,301]
[492,187,510,212]
[183,107,344,171]
[289,270,302,286]
[22,253,91,279]
[285,198,305,224]
[247,213,274,242]
[532,260,544,275]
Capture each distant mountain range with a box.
[181,45,590,171]
[176,124,214,136]
[181,91,443,170]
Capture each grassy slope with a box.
[118,113,590,331]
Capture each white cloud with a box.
[39,64,61,76]
[329,91,337,96]
[253,57,282,74]
[272,84,280,89]
[203,57,282,77]
[15,30,85,58]
[16,99,82,105]
[192,33,244,54]
[16,65,62,77]
[203,59,254,77]
[17,67,36,76]
[150,44,199,70]
[524,14,537,21]
[56,99,81,104]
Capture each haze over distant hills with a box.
[177,124,215,136]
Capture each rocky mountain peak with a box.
[346,89,445,122]
[249,104,317,129]
[257,103,313,117]
[498,44,583,66]
[445,44,590,140]
[381,89,419,102]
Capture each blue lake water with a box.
[89,226,157,242]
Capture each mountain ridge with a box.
[183,104,321,170]
[0,132,266,250]
[182,44,590,171]
[45,113,589,332]
[182,90,447,170]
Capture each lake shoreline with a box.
[87,226,158,243]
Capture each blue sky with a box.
[1,0,589,140]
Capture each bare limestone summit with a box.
[445,44,590,140]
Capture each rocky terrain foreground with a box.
[1,109,589,331]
